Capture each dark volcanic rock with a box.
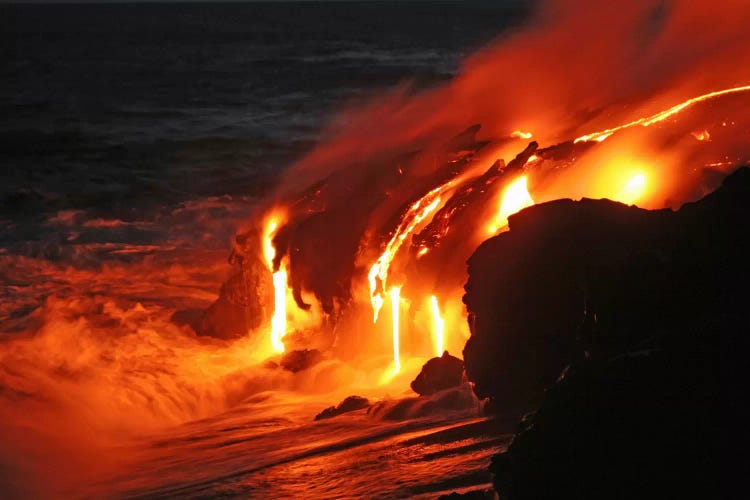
[314,395,370,421]
[463,167,750,409]
[280,348,324,373]
[197,231,273,339]
[463,196,674,406]
[410,351,465,396]
[489,345,716,500]
[463,167,750,499]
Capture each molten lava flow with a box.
[692,129,711,141]
[617,173,647,205]
[368,184,448,322]
[390,287,401,372]
[263,215,288,353]
[488,176,534,234]
[574,85,750,143]
[262,219,279,267]
[270,269,288,353]
[512,130,533,139]
[429,295,445,357]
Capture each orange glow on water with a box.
[488,176,534,234]
[429,295,445,357]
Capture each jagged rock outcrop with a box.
[490,345,715,500]
[196,230,273,339]
[410,351,465,396]
[463,167,750,498]
[463,196,673,406]
[314,395,370,421]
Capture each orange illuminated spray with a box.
[390,287,401,372]
[429,295,445,357]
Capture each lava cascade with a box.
[219,0,750,377]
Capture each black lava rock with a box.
[463,167,750,499]
[314,395,370,421]
[490,344,716,500]
[463,166,750,411]
[410,351,465,396]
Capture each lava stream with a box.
[488,175,534,235]
[263,215,288,353]
[368,183,449,322]
[574,84,750,143]
[429,295,445,357]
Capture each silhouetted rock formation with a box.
[490,346,714,500]
[314,395,370,421]
[410,351,465,396]
[196,230,273,339]
[280,348,324,373]
[463,167,750,499]
[463,196,674,407]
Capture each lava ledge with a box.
[462,167,750,499]
[410,351,465,396]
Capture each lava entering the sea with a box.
[237,81,750,376]
[208,0,750,380]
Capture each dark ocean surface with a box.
[2,1,530,251]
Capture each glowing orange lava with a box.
[574,85,750,143]
[692,129,711,141]
[511,130,533,139]
[390,287,401,372]
[429,295,445,357]
[263,215,288,353]
[488,176,534,234]
[617,173,647,205]
[368,184,448,322]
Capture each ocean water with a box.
[2,1,528,237]
[1,2,529,497]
